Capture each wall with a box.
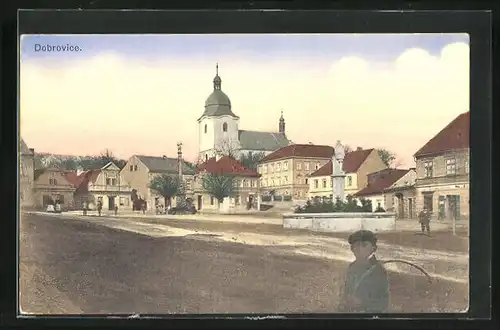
[120,156,150,200]
[20,151,36,208]
[199,115,240,158]
[34,169,75,210]
[356,150,388,191]
[308,173,359,199]
[283,212,396,233]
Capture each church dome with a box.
[198,63,239,119]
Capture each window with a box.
[243,179,248,187]
[222,122,228,132]
[134,165,138,171]
[424,161,433,178]
[272,179,275,186]
[106,178,111,185]
[305,178,309,185]
[210,196,214,205]
[284,176,288,184]
[270,164,274,173]
[446,158,456,175]
[423,194,433,212]
[204,124,207,133]
[129,165,134,171]
[284,161,289,171]
[314,179,319,189]
[119,197,125,206]
[251,180,255,187]
[305,162,310,171]
[322,179,327,188]
[315,162,320,170]
[276,163,281,172]
[465,160,469,173]
[297,162,302,170]
[347,176,352,186]
[49,178,57,185]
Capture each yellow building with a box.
[308,148,387,200]
[257,144,334,201]
[193,156,260,212]
[414,112,469,220]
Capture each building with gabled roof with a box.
[194,156,260,212]
[33,167,76,210]
[256,144,334,200]
[198,64,291,162]
[64,162,133,211]
[354,168,413,212]
[413,111,469,220]
[308,148,387,200]
[120,155,195,210]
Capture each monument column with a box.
[176,142,186,206]
[331,140,346,201]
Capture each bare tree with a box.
[377,148,402,168]
[214,138,240,158]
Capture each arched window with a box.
[204,124,207,133]
[222,122,228,132]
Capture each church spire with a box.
[213,62,222,90]
[279,110,286,134]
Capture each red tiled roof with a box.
[259,144,334,163]
[62,169,101,191]
[354,169,410,197]
[310,149,374,177]
[414,112,470,158]
[197,156,259,177]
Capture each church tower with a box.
[197,63,240,162]
[279,110,286,134]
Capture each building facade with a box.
[194,156,260,212]
[308,148,387,200]
[198,64,291,162]
[256,144,335,201]
[34,168,76,210]
[120,155,195,209]
[354,168,413,212]
[66,162,133,210]
[413,112,470,220]
[19,138,35,209]
[383,169,417,219]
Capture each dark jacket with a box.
[340,255,390,313]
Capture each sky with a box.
[19,33,470,167]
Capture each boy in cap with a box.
[338,230,390,313]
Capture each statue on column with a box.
[332,140,346,201]
[176,142,186,206]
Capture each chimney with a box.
[357,147,362,151]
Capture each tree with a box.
[239,151,266,171]
[377,148,402,168]
[214,139,239,158]
[201,173,235,206]
[97,149,126,169]
[148,174,180,207]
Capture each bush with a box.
[283,195,292,201]
[294,196,373,213]
[261,195,272,202]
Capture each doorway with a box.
[197,195,202,210]
[408,198,413,219]
[396,193,404,219]
[447,195,461,220]
[108,196,116,210]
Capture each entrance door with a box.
[408,198,413,219]
[438,196,446,220]
[108,196,116,210]
[197,195,202,210]
[447,195,461,220]
[396,194,404,219]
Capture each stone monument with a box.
[176,142,186,207]
[331,140,346,201]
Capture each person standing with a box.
[97,200,103,216]
[338,230,390,313]
[418,208,431,234]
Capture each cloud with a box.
[20,41,469,167]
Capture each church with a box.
[197,64,291,162]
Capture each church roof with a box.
[199,89,238,120]
[135,155,195,175]
[238,130,290,152]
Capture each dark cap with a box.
[348,230,377,246]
